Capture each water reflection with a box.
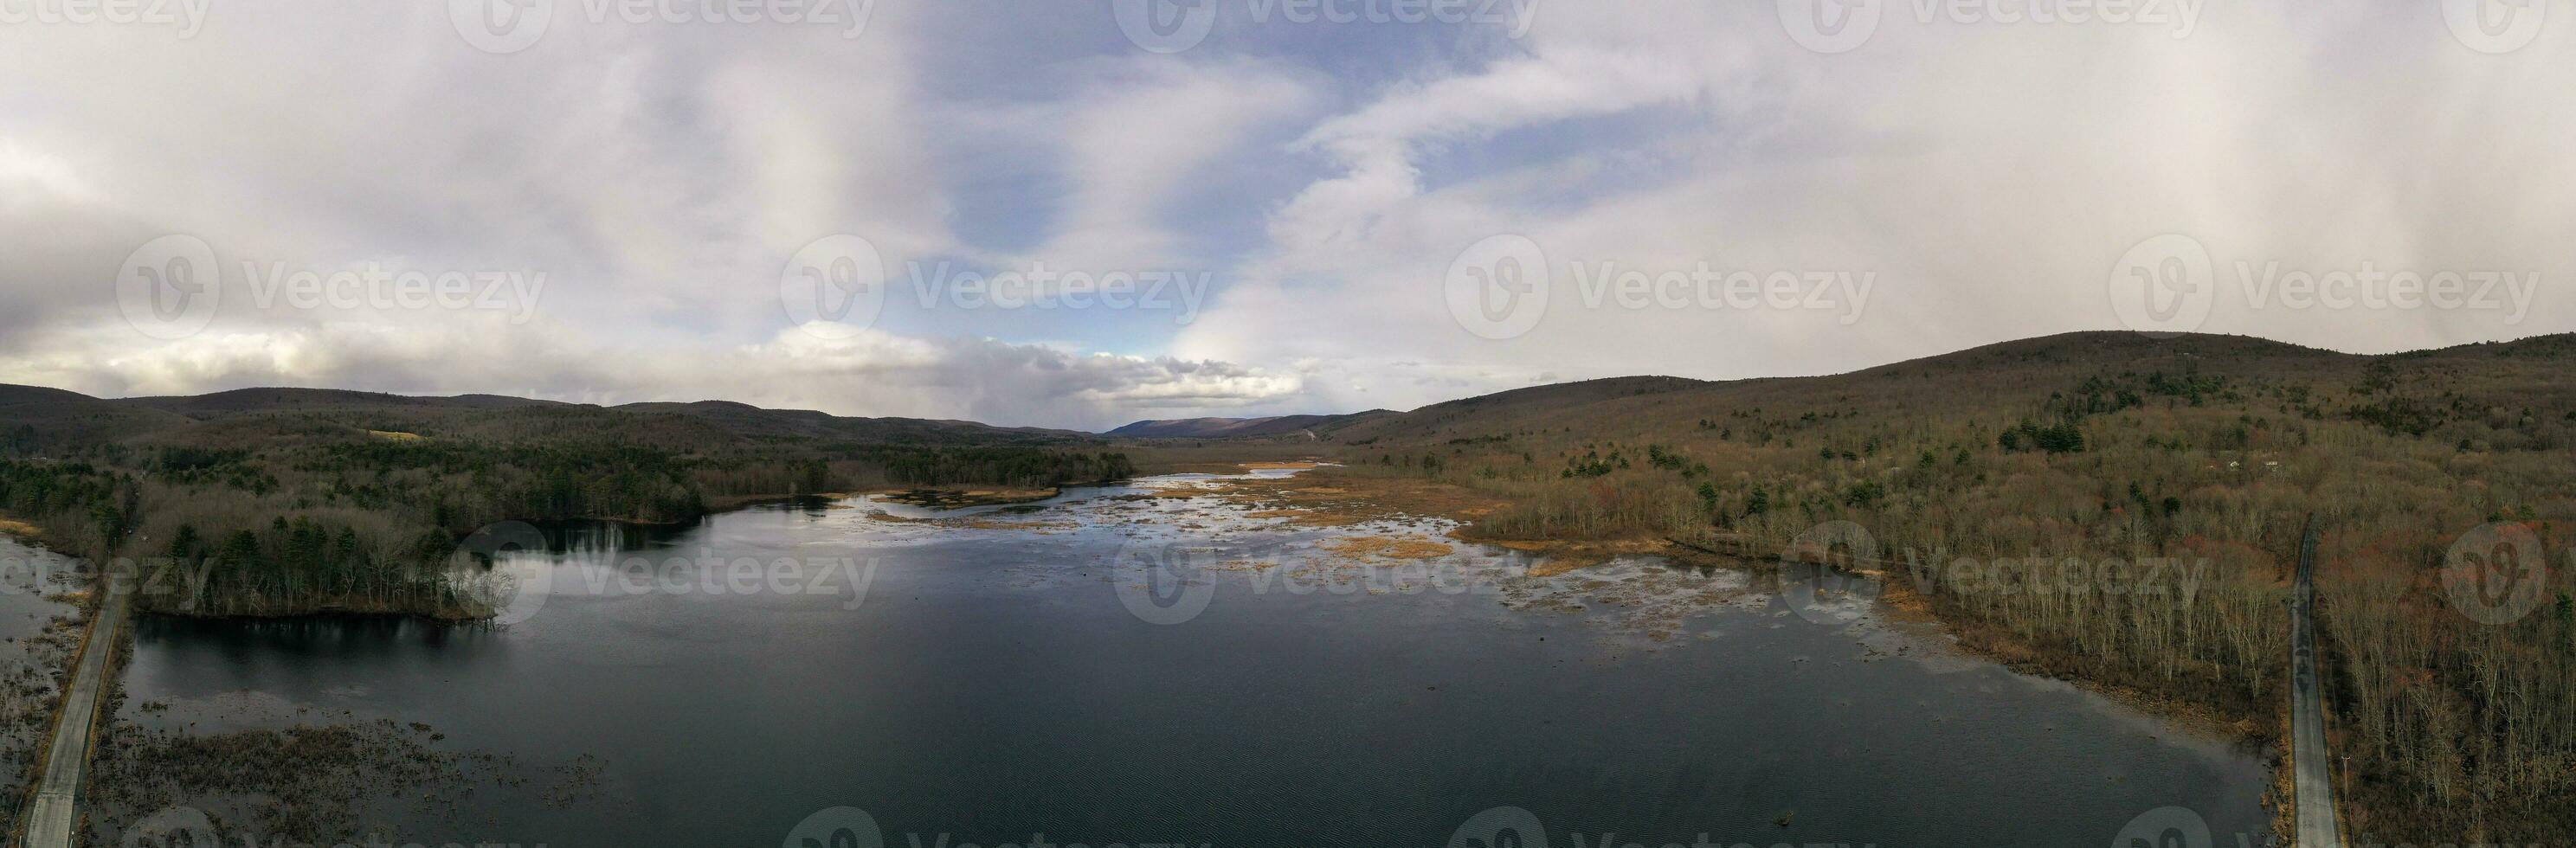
[105,481,2273,848]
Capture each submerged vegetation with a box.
[87,715,603,845]
[1292,331,2576,845]
[7,331,2573,844]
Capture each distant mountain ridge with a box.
[0,385,1086,451]
[1098,332,2576,448]
[1313,331,2576,446]
[13,331,2573,451]
[1106,411,1398,439]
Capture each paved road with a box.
[2289,522,2344,848]
[18,585,129,848]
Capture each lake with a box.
[99,472,2270,847]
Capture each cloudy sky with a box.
[2,0,2567,429]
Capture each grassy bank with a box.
[1256,334,2576,845]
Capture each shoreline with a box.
[106,480,1146,625]
[874,485,1062,510]
[1188,462,2295,835]
[55,463,2293,810]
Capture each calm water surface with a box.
[110,473,2270,847]
[0,537,78,642]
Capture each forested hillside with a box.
[1297,331,2576,845]
[8,331,2572,844]
[0,388,1132,618]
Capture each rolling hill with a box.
[1246,330,2576,848]
[9,330,2571,845]
[1105,411,1397,439]
[0,386,1085,453]
[1311,331,2572,448]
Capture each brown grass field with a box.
[3,331,2571,843]
[1131,331,2576,845]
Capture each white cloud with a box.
[1173,2,2576,413]
[1005,56,1320,273]
[0,318,1299,430]
[2,2,2568,427]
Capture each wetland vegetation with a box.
[6,331,2573,845]
[1213,331,2576,845]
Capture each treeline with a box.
[1323,362,2576,844]
[0,427,1137,620]
[151,517,470,618]
[866,446,1136,487]
[304,440,707,529]
[2321,524,2576,841]
[0,459,133,556]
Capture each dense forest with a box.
[8,333,2573,845]
[0,389,1136,619]
[1294,331,2576,846]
